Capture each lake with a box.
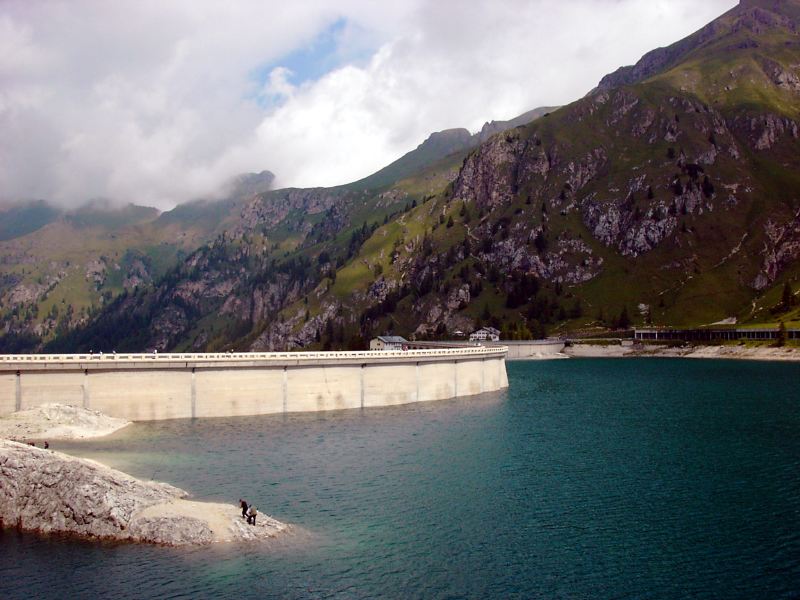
[2,358,799,599]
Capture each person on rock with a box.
[239,499,248,518]
[247,505,257,526]
[44,441,49,449]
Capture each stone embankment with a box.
[0,440,287,545]
[0,403,131,441]
[564,343,800,361]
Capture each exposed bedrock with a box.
[0,440,287,546]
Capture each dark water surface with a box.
[2,359,800,599]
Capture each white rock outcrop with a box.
[0,440,287,545]
[0,403,131,440]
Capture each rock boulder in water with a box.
[0,439,287,545]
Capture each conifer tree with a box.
[782,281,794,309]
[617,306,631,329]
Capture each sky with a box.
[0,0,738,210]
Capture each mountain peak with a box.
[595,0,800,92]
[418,128,472,150]
[228,170,275,198]
[475,107,557,143]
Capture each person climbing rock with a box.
[247,505,257,526]
[239,499,248,518]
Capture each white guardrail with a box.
[0,346,508,364]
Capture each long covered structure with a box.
[0,347,509,421]
[634,328,800,342]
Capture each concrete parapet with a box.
[0,348,508,421]
[485,341,565,360]
[410,340,565,360]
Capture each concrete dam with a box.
[0,347,509,421]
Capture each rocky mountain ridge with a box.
[350,106,558,190]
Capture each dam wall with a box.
[0,348,509,421]
[484,340,565,360]
[413,340,566,360]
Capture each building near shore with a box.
[634,327,800,342]
[369,336,409,351]
[469,327,500,342]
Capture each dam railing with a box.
[0,346,507,365]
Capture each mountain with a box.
[0,200,62,241]
[65,201,160,229]
[474,106,558,144]
[154,170,276,235]
[227,170,276,197]
[23,1,800,352]
[0,105,551,352]
[351,107,556,190]
[596,0,800,92]
[28,107,554,353]
[351,128,473,191]
[0,171,279,350]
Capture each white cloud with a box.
[261,67,297,103]
[0,0,737,209]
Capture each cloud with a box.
[0,0,737,209]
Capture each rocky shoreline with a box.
[0,439,288,546]
[563,342,800,361]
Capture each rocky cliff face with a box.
[0,440,287,545]
[452,89,743,266]
[753,207,800,289]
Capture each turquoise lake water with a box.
[1,358,799,599]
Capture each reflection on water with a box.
[2,359,800,599]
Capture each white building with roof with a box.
[469,327,500,342]
[369,336,408,351]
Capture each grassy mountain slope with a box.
[0,174,276,349]
[0,201,62,241]
[43,151,470,352]
[268,0,800,344]
[23,109,544,348]
[349,107,557,190]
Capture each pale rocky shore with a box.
[0,439,288,545]
[0,403,131,441]
[564,343,800,361]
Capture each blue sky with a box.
[251,17,379,107]
[264,19,353,87]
